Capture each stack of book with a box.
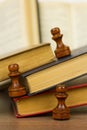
[1,0,87,118]
[10,45,87,118]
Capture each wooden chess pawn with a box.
[52,85,70,120]
[51,27,71,58]
[8,64,27,97]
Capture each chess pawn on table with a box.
[8,64,27,97]
[51,27,71,58]
[52,84,70,120]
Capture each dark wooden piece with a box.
[52,84,70,120]
[8,64,27,97]
[51,27,71,58]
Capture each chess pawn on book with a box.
[52,84,70,120]
[51,27,71,58]
[8,64,27,97]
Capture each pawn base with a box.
[52,107,70,120]
[8,87,26,97]
[55,46,71,58]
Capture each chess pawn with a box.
[52,85,70,120]
[51,27,71,58]
[8,64,27,97]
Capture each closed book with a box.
[12,83,87,118]
[0,43,56,87]
[22,45,87,94]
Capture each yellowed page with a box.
[38,1,73,51]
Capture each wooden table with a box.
[0,89,87,130]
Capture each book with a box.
[0,43,56,86]
[0,0,40,59]
[22,45,87,94]
[12,83,87,118]
[38,0,87,51]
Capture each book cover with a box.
[22,46,87,94]
[12,83,87,118]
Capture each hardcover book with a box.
[22,45,87,94]
[12,83,87,118]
